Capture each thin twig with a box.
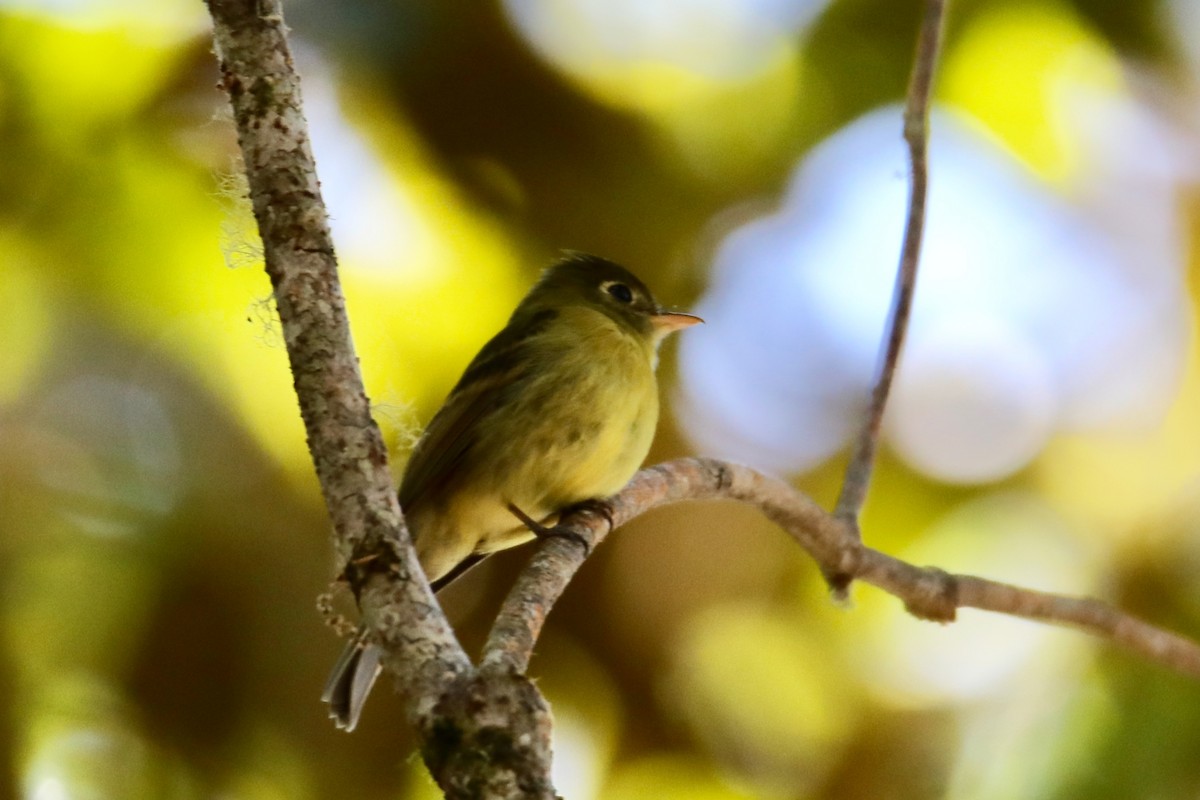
[484,458,1200,680]
[834,0,947,524]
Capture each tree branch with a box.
[204,0,470,718]
[834,0,947,531]
[207,3,564,794]
[484,458,1200,679]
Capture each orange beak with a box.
[651,311,704,333]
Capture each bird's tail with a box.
[321,553,488,731]
[321,628,383,732]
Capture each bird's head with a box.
[525,253,702,344]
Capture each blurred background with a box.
[2,0,1199,797]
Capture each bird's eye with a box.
[605,282,634,304]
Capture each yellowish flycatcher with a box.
[323,253,701,730]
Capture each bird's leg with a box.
[507,503,592,558]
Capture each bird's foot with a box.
[507,503,592,558]
[559,497,615,532]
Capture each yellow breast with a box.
[534,305,658,500]
[412,304,662,573]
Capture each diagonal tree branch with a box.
[207,3,562,795]
[484,458,1200,679]
[833,0,948,554]
[204,0,470,719]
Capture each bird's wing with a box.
[397,308,559,512]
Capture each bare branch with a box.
[835,0,948,525]
[485,458,1200,680]
[204,0,470,713]
[206,5,561,793]
[482,461,731,674]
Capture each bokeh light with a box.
[501,0,826,89]
[943,669,1113,800]
[0,238,53,404]
[663,602,857,796]
[887,315,1057,483]
[0,0,204,37]
[535,635,623,800]
[854,492,1097,705]
[940,1,1122,184]
[602,754,758,800]
[678,101,1191,483]
[499,0,827,181]
[19,676,183,800]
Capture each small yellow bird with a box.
[323,253,701,730]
